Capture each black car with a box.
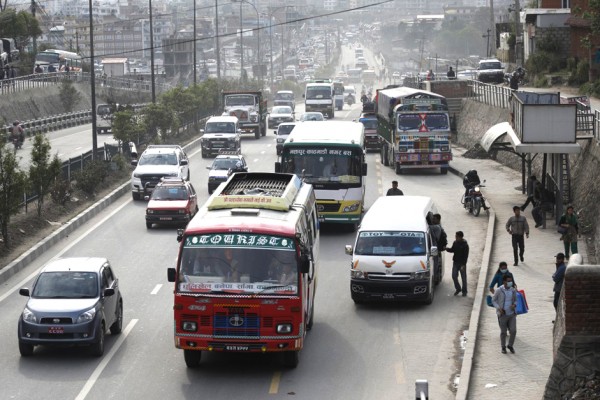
[18,257,123,357]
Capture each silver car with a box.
[17,257,123,357]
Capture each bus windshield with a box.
[281,147,363,186]
[333,83,344,95]
[35,53,60,63]
[177,233,298,295]
[355,231,426,256]
[397,113,450,132]
[306,86,332,100]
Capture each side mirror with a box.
[344,245,354,255]
[19,288,30,296]
[300,254,310,274]
[180,159,188,166]
[144,195,150,201]
[274,161,282,173]
[431,246,439,257]
[131,159,138,166]
[362,162,368,176]
[200,129,205,134]
[167,268,176,282]
[206,165,211,170]
[177,229,184,242]
[104,288,115,297]
[302,94,305,98]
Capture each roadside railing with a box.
[2,110,93,138]
[468,80,513,109]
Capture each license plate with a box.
[48,326,64,334]
[225,345,249,351]
[160,217,173,221]
[383,294,394,299]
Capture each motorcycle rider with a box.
[9,120,25,149]
[463,169,489,210]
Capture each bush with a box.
[73,160,109,196]
[534,76,549,88]
[110,153,128,172]
[50,178,71,205]
[568,60,589,85]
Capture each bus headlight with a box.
[182,321,197,332]
[276,323,292,334]
[343,202,360,213]
[351,270,366,279]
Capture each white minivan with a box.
[345,196,442,305]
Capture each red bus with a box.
[167,172,319,368]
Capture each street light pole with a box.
[149,0,156,103]
[215,0,221,79]
[88,0,98,158]
[239,1,244,80]
[193,0,197,85]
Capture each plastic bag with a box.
[516,290,528,315]
[486,294,494,307]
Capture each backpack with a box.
[438,228,448,249]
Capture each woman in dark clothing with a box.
[489,261,516,294]
[559,205,579,258]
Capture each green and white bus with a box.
[275,121,367,229]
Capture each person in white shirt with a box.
[492,275,518,354]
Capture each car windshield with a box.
[225,95,255,106]
[275,93,294,101]
[355,231,427,256]
[480,62,502,70]
[301,113,323,121]
[177,233,299,295]
[272,106,292,114]
[306,86,332,100]
[151,186,188,200]
[32,271,99,298]
[205,122,236,133]
[138,153,178,166]
[278,125,296,135]
[211,158,241,170]
[360,119,377,129]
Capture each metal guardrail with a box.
[468,80,513,109]
[2,110,93,138]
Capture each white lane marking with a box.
[150,284,162,295]
[253,159,259,162]
[74,319,139,400]
[0,199,132,304]
[269,371,282,394]
[75,146,83,150]
[394,363,406,384]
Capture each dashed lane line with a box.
[150,284,162,295]
[269,371,282,394]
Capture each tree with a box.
[0,147,28,248]
[573,0,600,81]
[0,9,42,52]
[112,109,145,145]
[59,80,82,112]
[29,133,61,217]
[143,103,179,143]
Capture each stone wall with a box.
[544,264,600,398]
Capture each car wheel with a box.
[351,293,365,304]
[201,151,207,158]
[19,341,34,356]
[441,167,448,175]
[255,127,260,139]
[184,349,202,368]
[90,324,105,357]
[282,351,299,368]
[306,302,315,331]
[110,301,123,335]
[424,280,435,305]
[146,222,152,229]
[395,162,402,175]
[132,192,140,201]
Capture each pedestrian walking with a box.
[559,205,579,259]
[520,175,539,211]
[445,231,469,296]
[552,253,567,311]
[386,180,404,196]
[492,274,518,354]
[489,261,517,294]
[506,206,529,266]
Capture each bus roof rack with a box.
[207,172,302,212]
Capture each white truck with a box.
[303,80,334,119]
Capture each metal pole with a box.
[88,0,98,158]
[149,0,156,103]
[256,10,261,84]
[240,1,244,80]
[514,0,521,65]
[215,0,221,79]
[193,0,197,85]
[269,17,273,88]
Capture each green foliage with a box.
[50,178,71,206]
[110,153,128,171]
[28,133,61,217]
[534,76,549,87]
[143,102,180,143]
[0,146,28,247]
[0,9,42,51]
[59,80,82,112]
[73,160,109,196]
[112,110,145,145]
[525,51,563,74]
[568,60,589,85]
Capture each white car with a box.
[268,106,295,131]
[131,145,190,200]
[298,112,325,122]
[275,123,296,155]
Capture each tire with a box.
[261,122,266,137]
[184,349,202,368]
[146,221,152,229]
[395,162,402,175]
[132,192,140,201]
[201,151,207,159]
[306,302,314,331]
[351,294,365,304]
[90,324,105,357]
[110,301,123,335]
[383,145,390,167]
[473,199,481,217]
[19,341,34,356]
[255,127,260,139]
[424,282,435,305]
[282,351,299,368]
[441,167,448,175]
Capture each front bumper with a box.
[175,335,302,353]
[478,73,504,83]
[18,318,101,346]
[146,213,191,225]
[350,279,431,301]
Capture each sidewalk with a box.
[449,145,586,399]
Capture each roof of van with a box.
[285,121,364,146]
[207,116,238,123]
[359,196,434,232]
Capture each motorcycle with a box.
[9,134,24,153]
[346,94,355,106]
[462,182,487,217]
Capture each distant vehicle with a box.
[206,152,248,194]
[344,85,356,105]
[200,116,241,158]
[298,112,325,122]
[304,80,334,119]
[222,91,267,139]
[274,90,295,111]
[275,123,296,155]
[476,58,504,84]
[333,81,345,111]
[347,68,363,83]
[283,66,297,81]
[268,106,295,131]
[18,257,123,357]
[102,58,130,77]
[33,49,82,73]
[392,71,400,79]
[362,69,376,85]
[359,113,380,151]
[145,178,199,228]
[131,145,190,200]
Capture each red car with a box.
[145,178,198,229]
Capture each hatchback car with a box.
[207,152,248,194]
[298,112,325,122]
[145,178,199,228]
[268,106,295,131]
[18,257,123,357]
[275,123,296,155]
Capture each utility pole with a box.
[149,0,156,103]
[483,29,491,58]
[489,0,495,61]
[193,0,197,85]
[239,1,244,80]
[76,29,80,53]
[31,0,37,54]
[88,0,98,158]
[514,0,521,65]
[215,0,221,80]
